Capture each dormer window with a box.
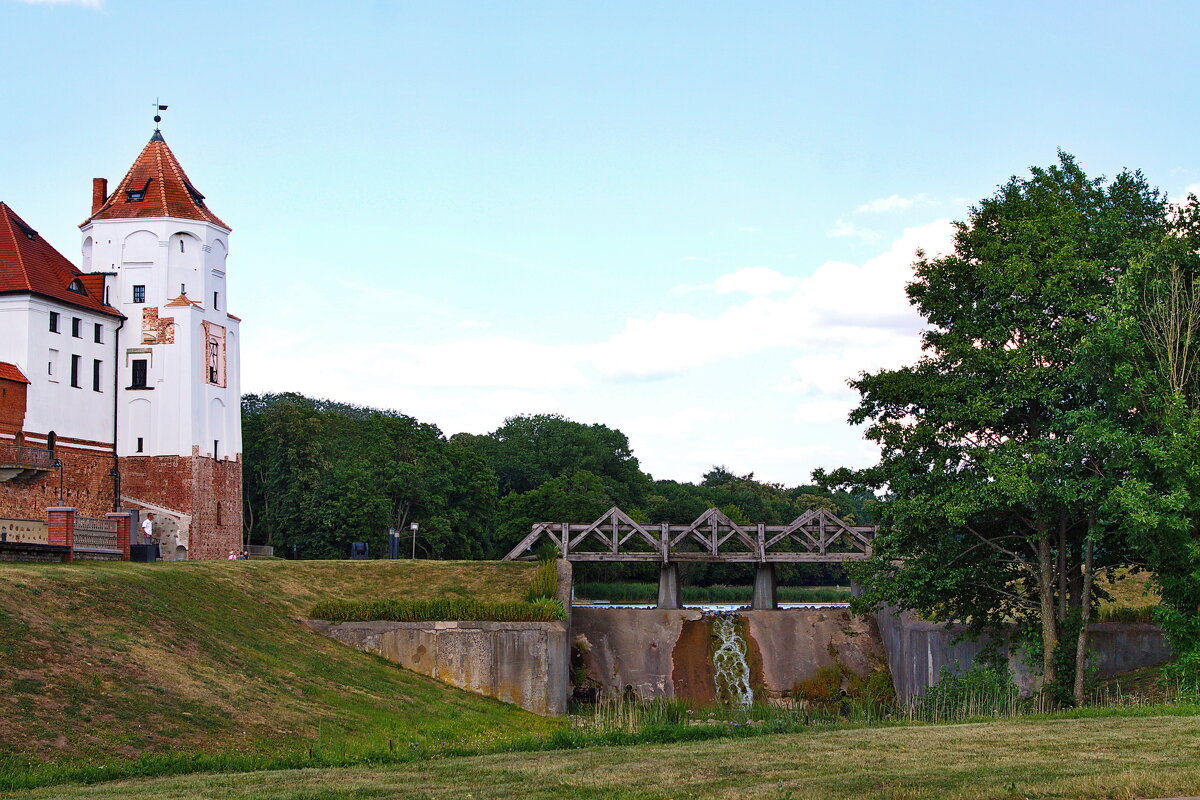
[67,279,87,295]
[13,218,37,240]
[125,178,151,203]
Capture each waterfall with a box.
[711,614,754,708]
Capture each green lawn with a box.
[6,713,1200,799]
[0,559,555,782]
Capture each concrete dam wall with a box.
[572,606,889,701]
[306,618,570,716]
[876,607,1174,700]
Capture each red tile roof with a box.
[83,132,230,230]
[0,203,123,318]
[0,362,29,384]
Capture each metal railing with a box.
[74,516,119,551]
[0,445,54,470]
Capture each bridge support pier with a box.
[657,563,682,609]
[752,563,777,610]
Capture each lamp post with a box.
[410,521,419,559]
[53,459,64,506]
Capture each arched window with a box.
[46,431,56,453]
[67,279,87,295]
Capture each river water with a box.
[572,602,849,611]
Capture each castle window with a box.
[179,240,185,253]
[92,359,102,392]
[46,431,56,453]
[130,359,148,389]
[136,437,144,453]
[70,355,81,388]
[133,285,146,304]
[94,323,103,344]
[68,279,87,295]
[71,318,82,338]
[214,440,219,459]
[49,312,60,333]
[48,348,58,378]
[213,291,219,310]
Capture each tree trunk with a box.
[1073,534,1095,705]
[1037,528,1058,694]
[1057,512,1068,621]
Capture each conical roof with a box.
[0,202,123,317]
[84,131,230,230]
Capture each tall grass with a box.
[574,582,850,604]
[1096,605,1158,623]
[525,558,559,602]
[310,597,566,622]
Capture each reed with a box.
[525,557,559,602]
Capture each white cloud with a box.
[590,219,953,381]
[243,220,956,484]
[828,219,881,241]
[1180,183,1200,200]
[856,194,914,213]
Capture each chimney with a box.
[91,178,108,215]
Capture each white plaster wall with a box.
[0,295,119,443]
[81,216,242,460]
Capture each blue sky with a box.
[5,0,1199,485]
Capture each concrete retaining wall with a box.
[876,607,1174,700]
[306,560,574,716]
[572,607,888,701]
[307,618,569,715]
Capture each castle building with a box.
[0,127,242,560]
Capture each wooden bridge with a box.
[503,507,876,610]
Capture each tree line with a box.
[241,397,868,585]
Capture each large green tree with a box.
[821,153,1168,701]
[1087,198,1200,682]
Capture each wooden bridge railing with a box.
[502,506,875,563]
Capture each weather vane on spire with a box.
[152,99,168,130]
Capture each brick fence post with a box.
[106,511,132,561]
[47,507,76,563]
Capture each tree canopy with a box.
[820,153,1180,701]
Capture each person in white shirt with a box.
[141,513,155,544]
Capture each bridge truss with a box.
[502,506,876,564]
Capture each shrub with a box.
[792,664,843,703]
[310,597,566,622]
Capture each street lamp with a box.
[410,521,419,559]
[53,459,64,506]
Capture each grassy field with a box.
[6,712,1200,799]
[0,559,556,782]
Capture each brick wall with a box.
[0,440,116,519]
[0,379,27,434]
[119,449,242,560]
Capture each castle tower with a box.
[80,128,242,560]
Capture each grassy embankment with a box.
[7,713,1200,799]
[0,559,560,789]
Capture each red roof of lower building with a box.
[0,362,29,384]
[0,202,124,318]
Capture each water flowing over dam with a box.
[710,614,754,707]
